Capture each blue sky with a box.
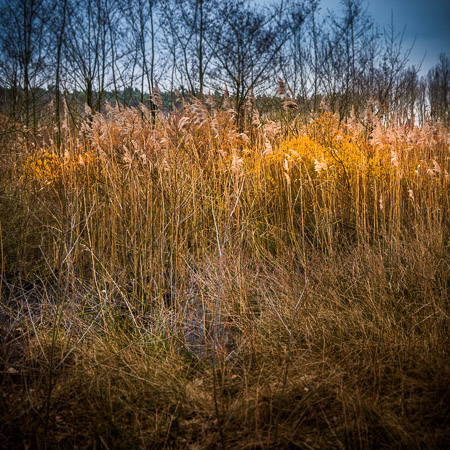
[320,0,450,75]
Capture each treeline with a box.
[0,0,449,136]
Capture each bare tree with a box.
[0,0,50,137]
[208,0,300,129]
[159,0,217,98]
[120,0,161,115]
[318,0,377,117]
[374,12,415,121]
[63,0,110,114]
[278,0,318,113]
[50,0,68,149]
[428,53,450,123]
[0,0,446,131]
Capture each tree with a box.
[63,0,110,113]
[160,0,216,98]
[0,0,50,136]
[428,53,450,123]
[278,0,317,112]
[319,0,376,117]
[50,0,68,149]
[208,0,300,129]
[374,12,415,121]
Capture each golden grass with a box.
[1,104,449,448]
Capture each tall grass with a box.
[1,102,449,448]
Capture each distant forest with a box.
[0,0,449,134]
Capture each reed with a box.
[1,103,448,448]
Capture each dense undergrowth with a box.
[1,102,449,448]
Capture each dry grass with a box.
[0,103,449,448]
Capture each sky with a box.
[320,0,450,75]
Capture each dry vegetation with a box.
[1,101,449,448]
